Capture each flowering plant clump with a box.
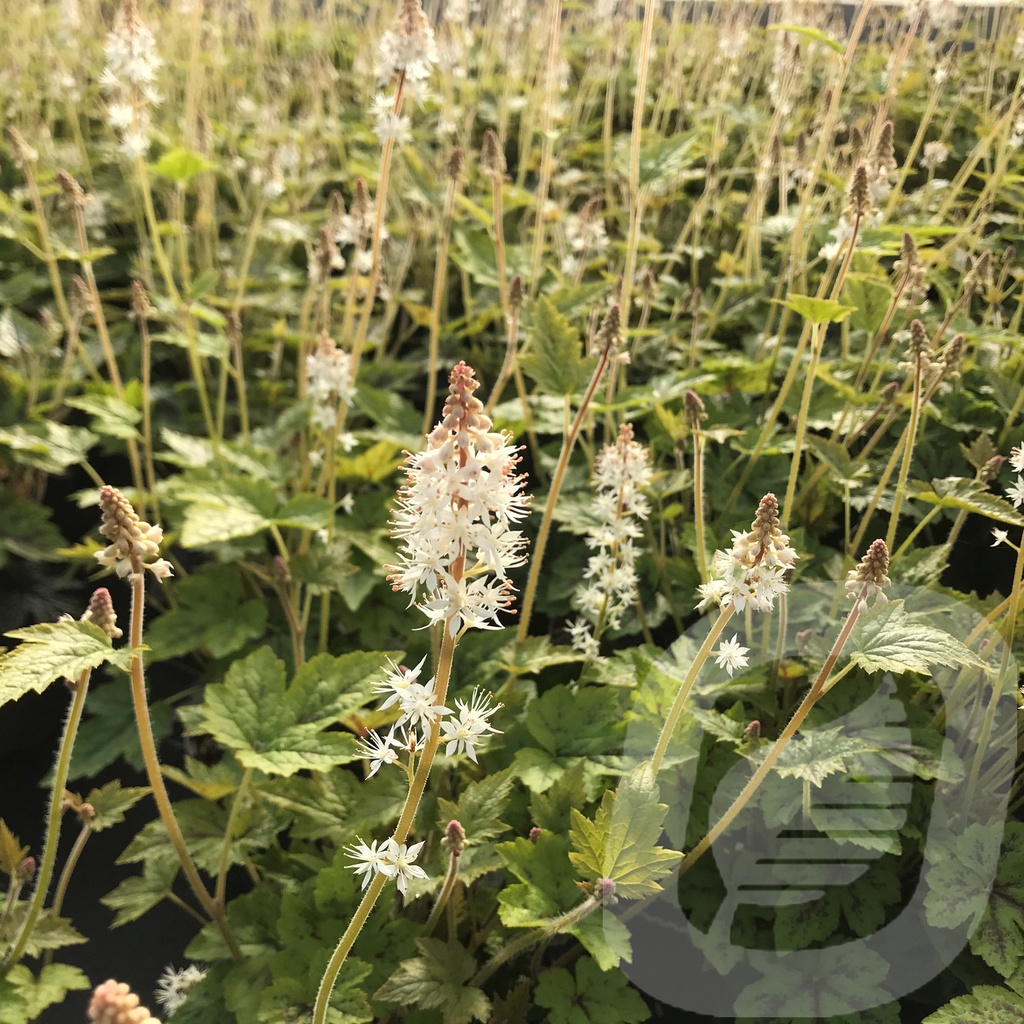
[3,3,1024,1024]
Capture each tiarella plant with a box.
[1,1,1024,1023]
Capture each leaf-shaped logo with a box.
[699,675,910,961]
[616,582,1017,1019]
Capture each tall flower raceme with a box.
[93,487,243,962]
[372,0,436,145]
[568,422,652,657]
[100,0,162,159]
[386,360,530,636]
[305,332,355,434]
[313,362,530,1024]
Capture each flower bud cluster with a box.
[88,979,161,1024]
[101,0,162,159]
[386,361,530,637]
[697,493,797,613]
[569,423,652,656]
[845,538,891,611]
[96,486,173,584]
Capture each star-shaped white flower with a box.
[346,838,389,890]
[378,839,428,895]
[715,635,750,678]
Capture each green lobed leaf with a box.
[569,764,681,899]
[970,824,1024,977]
[101,858,180,927]
[0,620,131,708]
[64,394,142,441]
[924,823,1000,930]
[374,938,491,1024]
[922,986,1024,1024]
[197,646,367,776]
[776,294,856,325]
[5,910,86,957]
[908,477,1024,528]
[84,780,150,832]
[526,684,623,757]
[436,770,515,884]
[755,727,875,787]
[0,422,98,473]
[0,493,65,562]
[535,958,648,1024]
[843,273,895,334]
[177,478,278,547]
[153,146,214,182]
[520,296,595,396]
[145,566,268,661]
[0,964,90,1023]
[847,601,985,676]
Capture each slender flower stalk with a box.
[677,539,890,877]
[423,148,463,436]
[651,495,797,775]
[95,486,243,963]
[518,305,622,640]
[58,171,146,504]
[5,128,74,337]
[0,591,119,978]
[423,820,466,936]
[313,363,529,1024]
[686,390,709,582]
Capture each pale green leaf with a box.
[153,147,213,182]
[64,394,141,441]
[177,478,278,547]
[0,422,98,472]
[909,477,1024,528]
[776,294,857,324]
[0,821,29,877]
[0,620,130,708]
[101,858,180,927]
[2,964,89,1022]
[569,764,681,899]
[84,780,150,832]
[198,646,360,776]
[847,601,985,676]
[755,727,868,787]
[922,986,1024,1024]
[768,22,845,53]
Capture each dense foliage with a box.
[2,1,1024,1022]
